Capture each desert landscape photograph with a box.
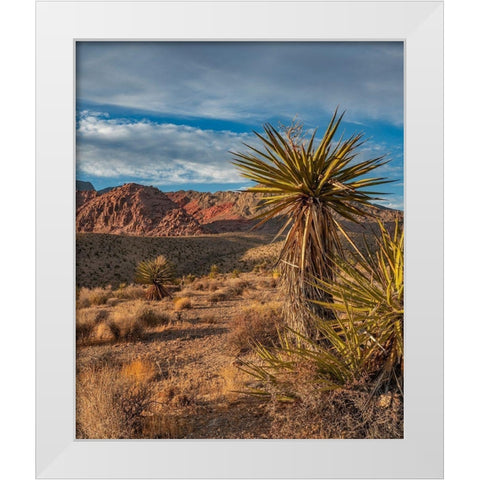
[75,41,404,439]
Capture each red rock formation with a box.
[76,183,203,236]
[76,190,98,209]
[76,183,402,237]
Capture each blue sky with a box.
[76,42,404,209]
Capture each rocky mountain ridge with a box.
[76,182,401,237]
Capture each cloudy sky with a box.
[76,42,404,209]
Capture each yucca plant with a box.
[232,109,391,338]
[315,219,404,394]
[239,219,404,401]
[134,255,175,300]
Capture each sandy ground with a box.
[76,273,280,438]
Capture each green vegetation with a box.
[240,220,404,401]
[209,264,219,278]
[232,110,391,338]
[135,255,175,300]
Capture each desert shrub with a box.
[108,307,145,341]
[136,305,172,327]
[76,309,109,344]
[209,264,219,278]
[225,279,249,297]
[76,321,95,344]
[208,280,220,291]
[228,302,283,354]
[77,287,112,308]
[122,359,157,383]
[192,281,205,291]
[106,297,121,307]
[208,290,228,304]
[173,297,192,310]
[179,287,193,297]
[76,365,155,439]
[113,284,145,300]
[76,311,97,343]
[92,322,116,342]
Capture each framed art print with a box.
[36,1,443,478]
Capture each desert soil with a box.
[76,273,279,438]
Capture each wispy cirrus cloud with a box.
[76,42,404,127]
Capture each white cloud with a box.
[76,111,403,213]
[76,113,254,184]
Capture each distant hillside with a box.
[76,183,203,236]
[76,180,95,191]
[76,182,401,237]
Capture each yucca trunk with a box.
[145,282,171,301]
[279,200,337,338]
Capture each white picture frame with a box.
[36,0,443,478]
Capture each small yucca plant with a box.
[239,220,404,401]
[232,109,391,338]
[134,255,175,300]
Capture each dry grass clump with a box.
[178,287,194,298]
[229,301,283,354]
[76,364,156,439]
[77,304,155,345]
[77,287,112,308]
[174,297,192,310]
[80,302,172,344]
[122,359,157,383]
[106,297,121,307]
[108,313,144,341]
[192,280,206,291]
[113,284,145,300]
[91,322,117,342]
[208,290,228,304]
[157,377,198,409]
[224,279,249,297]
[105,302,161,341]
[135,304,172,327]
[76,309,109,344]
